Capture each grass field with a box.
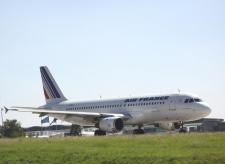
[0,133,225,164]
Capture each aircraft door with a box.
[169,96,176,111]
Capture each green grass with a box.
[0,133,225,164]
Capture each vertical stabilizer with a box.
[40,66,67,104]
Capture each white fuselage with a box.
[8,66,212,133]
[45,93,211,126]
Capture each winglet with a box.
[4,106,9,114]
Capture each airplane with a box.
[5,66,211,135]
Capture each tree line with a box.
[0,119,82,138]
[0,119,24,138]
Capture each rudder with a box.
[40,66,67,104]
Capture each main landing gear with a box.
[94,130,106,136]
[133,125,145,135]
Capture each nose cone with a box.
[198,103,211,117]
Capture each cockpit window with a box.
[189,98,194,103]
[184,99,189,103]
[184,98,202,103]
[194,98,202,102]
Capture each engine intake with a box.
[97,117,124,133]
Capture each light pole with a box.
[1,108,3,126]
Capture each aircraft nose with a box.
[199,103,211,117]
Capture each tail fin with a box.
[40,66,67,104]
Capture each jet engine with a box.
[97,117,124,133]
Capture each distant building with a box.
[184,118,225,132]
[24,125,93,137]
[217,122,225,131]
[24,125,71,138]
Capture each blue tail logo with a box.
[40,66,67,103]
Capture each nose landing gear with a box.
[133,125,145,134]
[178,121,187,133]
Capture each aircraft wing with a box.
[4,106,130,120]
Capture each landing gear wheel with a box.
[94,130,106,136]
[179,128,187,133]
[179,122,187,133]
[133,129,145,135]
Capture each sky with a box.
[0,0,224,127]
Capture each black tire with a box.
[94,130,106,136]
[179,128,187,133]
[133,129,145,135]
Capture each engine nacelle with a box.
[97,117,124,133]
